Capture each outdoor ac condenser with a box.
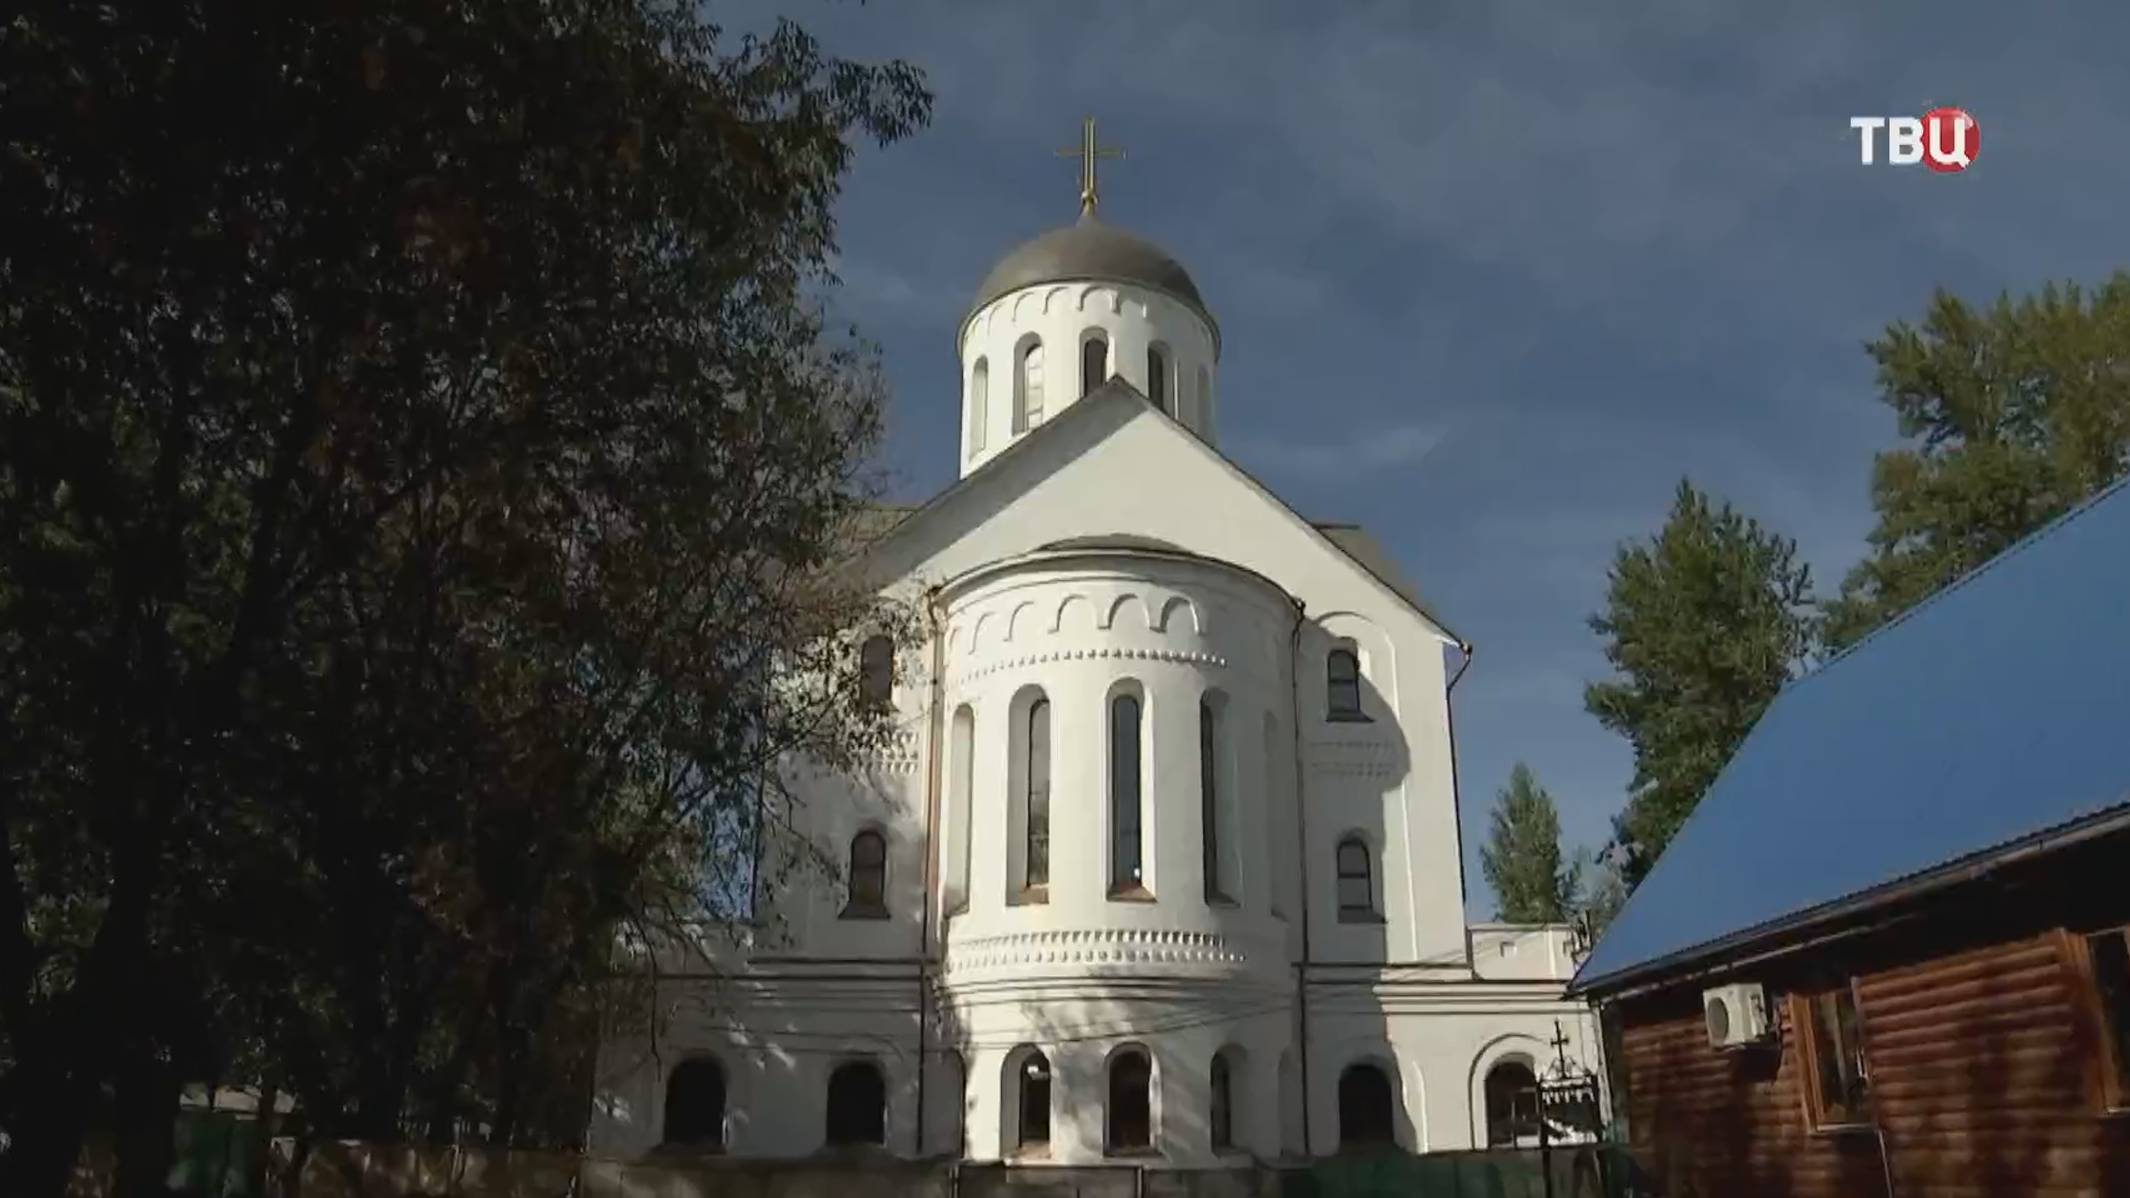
[1702,982,1772,1049]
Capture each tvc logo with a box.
[1850,108,1979,172]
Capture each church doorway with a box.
[825,1060,886,1146]
[1338,1062,1396,1149]
[662,1057,725,1149]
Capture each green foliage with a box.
[0,1,928,1192]
[1825,275,2130,648]
[1584,480,1816,886]
[1479,764,1579,923]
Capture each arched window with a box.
[967,358,989,455]
[1015,1048,1051,1152]
[1147,343,1171,413]
[1200,696,1229,904]
[1209,1051,1236,1152]
[1339,1063,1396,1149]
[842,830,887,919]
[1109,691,1145,896]
[1014,339,1045,432]
[1106,1047,1153,1154]
[1081,332,1108,398]
[825,1060,886,1146]
[1484,1060,1542,1147]
[859,635,894,709]
[1196,364,1213,429]
[1326,647,1365,721]
[1025,698,1051,891]
[1336,838,1375,920]
[663,1058,726,1149]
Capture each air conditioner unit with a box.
[1702,982,1772,1050]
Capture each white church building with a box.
[588,123,1604,1169]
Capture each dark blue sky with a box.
[721,1,2130,917]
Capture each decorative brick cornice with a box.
[944,927,1248,973]
[953,646,1227,688]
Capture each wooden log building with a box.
[1569,478,2130,1198]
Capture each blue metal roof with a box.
[1572,477,2130,993]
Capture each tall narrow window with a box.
[663,1058,726,1149]
[1326,648,1365,721]
[1081,333,1108,398]
[1109,692,1144,895]
[1209,1052,1235,1151]
[1797,984,1873,1129]
[1106,1048,1153,1154]
[825,1061,887,1145]
[2079,926,2130,1109]
[1017,1049,1052,1152]
[1196,365,1213,429]
[1336,838,1375,920]
[1147,344,1171,413]
[859,635,893,709]
[1015,340,1045,432]
[1200,697,1228,904]
[967,358,989,455]
[842,830,887,919]
[1338,1063,1395,1148]
[1025,698,1051,891]
[947,705,974,913]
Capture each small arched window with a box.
[1336,837,1375,920]
[825,1060,887,1146]
[968,358,989,455]
[843,830,887,919]
[1106,1047,1153,1154]
[1339,1062,1396,1149]
[1015,339,1045,432]
[859,635,894,709]
[663,1058,726,1149]
[1326,648,1365,721]
[1210,1052,1235,1151]
[1081,333,1108,398]
[1147,343,1171,413]
[1016,1048,1052,1152]
[1109,691,1145,896]
[1485,1059,1542,1147]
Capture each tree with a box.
[1479,764,1580,923]
[1584,480,1816,887]
[0,2,929,1194]
[1825,275,2130,648]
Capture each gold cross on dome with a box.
[1056,116,1125,216]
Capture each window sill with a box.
[1010,885,1050,907]
[1338,909,1385,924]
[1328,712,1374,724]
[1806,1120,1877,1138]
[1108,885,1156,903]
[1009,1145,1052,1161]
[1205,894,1239,910]
[1104,1146,1160,1159]
[838,906,890,921]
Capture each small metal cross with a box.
[1057,116,1125,216]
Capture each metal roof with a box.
[966,214,1216,346]
[1572,476,2130,994]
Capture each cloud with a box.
[1235,421,1448,478]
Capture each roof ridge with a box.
[1802,472,2130,684]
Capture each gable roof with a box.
[1572,477,2130,996]
[865,379,1462,644]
